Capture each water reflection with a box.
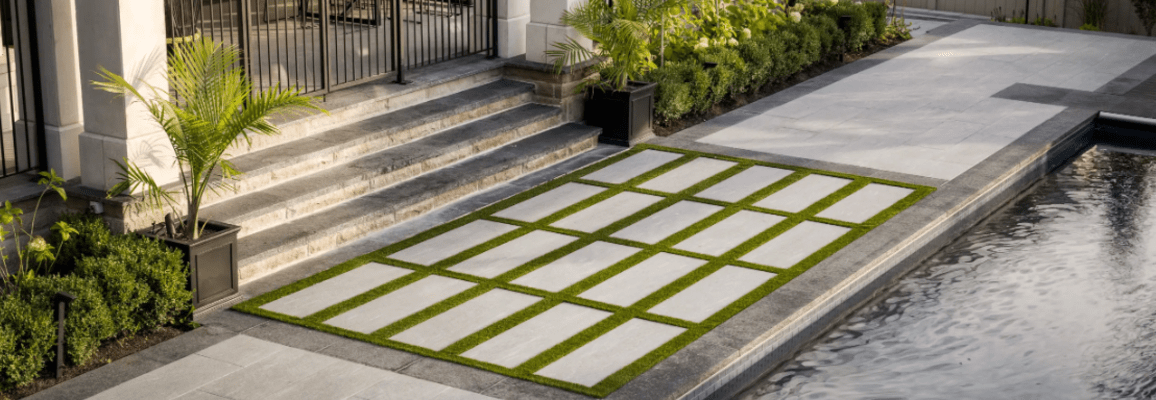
[735,147,1156,400]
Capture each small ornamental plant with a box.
[547,0,681,91]
[0,170,76,290]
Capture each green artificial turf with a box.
[234,144,935,397]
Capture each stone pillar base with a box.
[504,55,596,123]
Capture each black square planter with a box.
[145,220,241,310]
[585,81,657,147]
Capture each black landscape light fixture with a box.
[54,291,76,379]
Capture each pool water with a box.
[735,146,1156,400]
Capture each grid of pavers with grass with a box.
[234,145,934,397]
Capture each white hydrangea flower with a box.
[790,11,802,23]
[695,37,710,49]
[728,38,739,46]
[743,28,752,39]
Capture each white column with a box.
[497,0,530,58]
[37,0,84,180]
[75,0,175,192]
[526,0,593,64]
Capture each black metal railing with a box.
[164,0,497,97]
[0,0,46,179]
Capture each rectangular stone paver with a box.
[647,266,776,323]
[491,183,606,222]
[264,360,391,400]
[611,201,724,244]
[461,303,612,368]
[448,231,578,278]
[88,355,240,400]
[739,221,851,268]
[672,211,786,256]
[261,263,413,318]
[695,166,795,203]
[754,174,852,213]
[581,150,683,184]
[200,347,343,400]
[637,158,736,193]
[578,253,706,307]
[535,319,685,387]
[391,289,541,351]
[353,373,499,400]
[325,275,476,334]
[510,241,641,292]
[391,220,518,265]
[815,183,915,223]
[196,334,289,368]
[551,191,664,233]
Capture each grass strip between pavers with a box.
[233,144,935,397]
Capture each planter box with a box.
[145,220,241,310]
[585,81,656,147]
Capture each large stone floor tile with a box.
[195,334,289,368]
[510,241,641,292]
[199,347,342,400]
[351,372,460,400]
[491,183,606,222]
[695,166,794,203]
[739,221,851,268]
[391,289,541,351]
[647,266,776,322]
[637,158,736,193]
[578,253,705,307]
[265,361,391,400]
[88,355,240,400]
[260,263,413,318]
[581,150,682,184]
[534,319,685,387]
[672,211,786,256]
[391,220,518,265]
[174,390,230,400]
[611,201,724,244]
[448,231,578,278]
[815,184,915,223]
[551,191,664,233]
[754,175,852,213]
[325,275,476,334]
[461,303,612,368]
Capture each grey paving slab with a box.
[578,253,706,307]
[351,372,457,400]
[325,275,476,334]
[695,166,795,203]
[194,334,289,368]
[447,231,578,278]
[611,201,724,244]
[672,211,786,256]
[510,241,642,292]
[581,149,683,184]
[87,355,240,400]
[534,319,686,387]
[260,263,413,317]
[739,221,852,268]
[390,220,518,265]
[551,191,664,233]
[754,174,852,213]
[647,266,777,323]
[815,184,915,223]
[174,390,231,400]
[391,289,541,351]
[461,303,612,368]
[199,347,342,400]
[491,183,606,222]
[637,158,737,193]
[265,358,392,400]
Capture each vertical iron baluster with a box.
[320,0,330,92]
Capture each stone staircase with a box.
[193,57,601,283]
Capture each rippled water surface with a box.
[736,147,1156,400]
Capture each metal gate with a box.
[0,0,45,179]
[165,0,497,96]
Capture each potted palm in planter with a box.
[548,0,678,146]
[94,38,324,310]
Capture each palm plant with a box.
[94,38,325,241]
[547,0,681,91]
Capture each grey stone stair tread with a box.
[237,123,602,263]
[204,104,561,225]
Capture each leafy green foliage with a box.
[825,3,874,51]
[51,213,112,275]
[19,274,115,365]
[1,170,72,288]
[864,1,889,39]
[548,0,680,91]
[0,294,53,389]
[1080,22,1102,30]
[697,45,749,100]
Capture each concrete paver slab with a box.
[325,275,476,334]
[448,231,578,278]
[199,347,342,400]
[535,319,685,387]
[816,184,915,223]
[351,373,458,400]
[551,191,664,233]
[695,166,794,203]
[637,158,736,193]
[673,211,786,256]
[578,253,706,307]
[611,201,724,244]
[740,221,851,268]
[391,220,518,265]
[754,175,852,213]
[582,150,682,184]
[264,361,391,400]
[391,289,541,351]
[491,183,606,222]
[174,390,231,400]
[461,303,612,368]
[648,266,776,322]
[88,355,241,400]
[195,334,289,368]
[510,241,641,292]
[260,263,413,318]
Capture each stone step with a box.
[236,123,602,283]
[201,79,535,206]
[202,103,563,237]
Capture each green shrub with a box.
[736,38,773,89]
[825,3,874,51]
[864,1,889,39]
[784,20,822,68]
[114,236,191,328]
[805,14,843,55]
[51,212,112,275]
[0,294,54,390]
[1079,22,1101,30]
[19,274,115,365]
[758,32,789,83]
[697,45,749,98]
[75,250,152,335]
[648,62,695,122]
